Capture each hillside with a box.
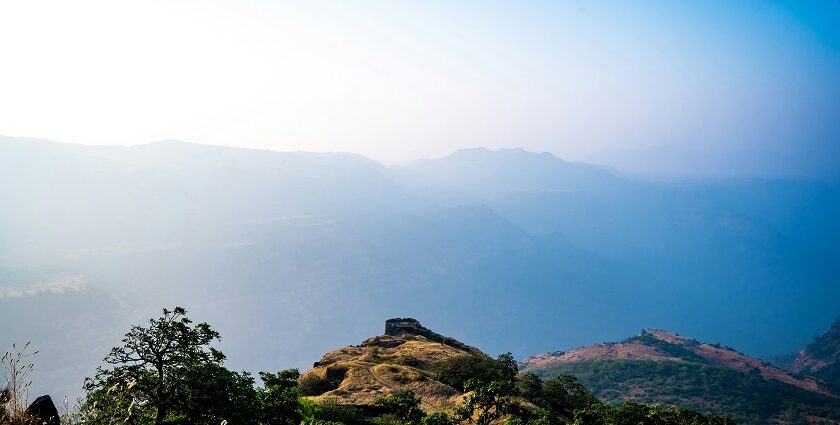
[298,318,484,410]
[522,329,840,424]
[793,317,840,391]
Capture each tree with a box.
[541,375,599,415]
[516,373,543,406]
[454,379,519,425]
[494,353,518,382]
[421,412,454,425]
[258,369,303,425]
[433,353,520,392]
[174,363,257,425]
[82,307,256,425]
[375,388,424,424]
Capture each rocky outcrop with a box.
[26,395,60,425]
[384,318,474,352]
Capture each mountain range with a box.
[1,135,839,401]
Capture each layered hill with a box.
[3,135,840,401]
[522,329,840,424]
[298,319,484,411]
[793,317,840,391]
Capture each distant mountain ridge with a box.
[521,329,840,424]
[523,329,830,395]
[398,147,623,195]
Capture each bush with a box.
[307,401,368,425]
[375,389,423,423]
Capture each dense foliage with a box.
[532,359,840,424]
[432,353,518,392]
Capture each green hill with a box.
[522,329,840,424]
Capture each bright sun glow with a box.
[1,1,838,173]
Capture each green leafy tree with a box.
[258,369,303,425]
[507,408,564,425]
[433,353,520,392]
[493,353,518,382]
[572,401,737,425]
[375,388,424,424]
[454,379,519,425]
[516,373,543,406]
[303,400,368,425]
[174,363,257,424]
[541,375,599,415]
[420,412,454,425]
[81,307,257,425]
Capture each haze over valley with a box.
[3,136,838,400]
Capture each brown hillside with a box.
[522,328,831,396]
[299,319,484,411]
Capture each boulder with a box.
[26,395,60,425]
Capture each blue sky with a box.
[0,0,837,178]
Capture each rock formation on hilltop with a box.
[383,318,475,352]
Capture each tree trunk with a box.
[155,407,166,425]
[155,363,166,425]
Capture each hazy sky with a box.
[1,1,838,177]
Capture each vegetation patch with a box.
[532,359,840,425]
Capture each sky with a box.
[1,1,838,178]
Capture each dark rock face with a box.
[385,318,424,336]
[26,395,60,425]
[384,318,472,351]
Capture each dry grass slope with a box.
[300,334,483,411]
